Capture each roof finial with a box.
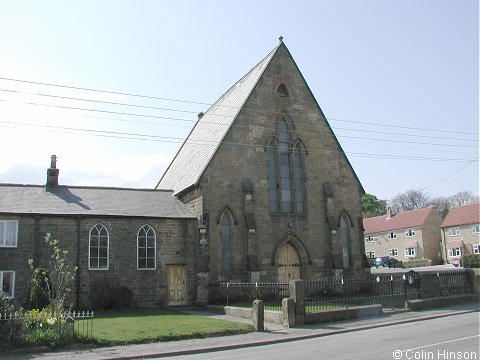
[279,36,284,44]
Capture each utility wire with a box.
[1,77,478,136]
[1,121,477,163]
[1,97,478,145]
[420,156,480,191]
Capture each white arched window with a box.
[137,225,156,270]
[89,224,109,270]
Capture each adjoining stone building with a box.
[363,207,443,265]
[1,39,367,307]
[156,39,368,303]
[440,203,480,266]
[0,157,197,308]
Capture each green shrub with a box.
[28,267,51,310]
[403,258,432,268]
[0,292,26,350]
[88,279,133,310]
[463,254,480,268]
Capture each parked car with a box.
[375,256,401,268]
[451,258,462,267]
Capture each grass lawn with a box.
[83,308,253,345]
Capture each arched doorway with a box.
[277,242,301,282]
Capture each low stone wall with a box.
[406,294,474,311]
[305,305,383,324]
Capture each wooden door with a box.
[166,265,186,305]
[277,243,300,282]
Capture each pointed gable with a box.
[441,203,480,228]
[156,44,281,194]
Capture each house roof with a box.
[0,184,196,219]
[363,207,433,234]
[441,203,480,228]
[156,43,281,194]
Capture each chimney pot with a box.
[386,207,392,219]
[46,155,59,190]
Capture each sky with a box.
[0,0,478,203]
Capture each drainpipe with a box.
[76,217,81,308]
[34,217,40,267]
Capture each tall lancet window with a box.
[221,212,232,273]
[339,214,351,270]
[267,116,305,213]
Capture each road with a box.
[163,312,479,360]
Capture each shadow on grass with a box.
[94,308,187,319]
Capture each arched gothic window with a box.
[137,225,156,270]
[267,116,305,213]
[339,214,351,270]
[89,224,109,270]
[221,212,232,273]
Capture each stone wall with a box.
[195,45,365,283]
[0,214,198,308]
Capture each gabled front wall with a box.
[0,214,197,308]
[442,222,480,263]
[192,45,365,282]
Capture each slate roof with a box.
[156,43,281,194]
[0,184,195,219]
[441,203,480,228]
[363,207,433,234]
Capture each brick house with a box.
[0,158,197,308]
[1,39,367,307]
[363,207,443,265]
[157,39,367,303]
[440,203,480,265]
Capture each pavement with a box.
[2,303,479,360]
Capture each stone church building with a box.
[0,40,367,308]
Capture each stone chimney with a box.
[46,155,59,190]
[386,207,392,220]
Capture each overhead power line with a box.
[420,156,480,191]
[0,76,478,136]
[1,97,478,146]
[1,120,478,163]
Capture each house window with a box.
[266,116,305,214]
[339,214,351,270]
[404,247,416,257]
[137,225,156,270]
[472,224,480,234]
[221,213,232,273]
[389,249,398,256]
[448,247,462,257]
[449,227,460,236]
[388,232,397,239]
[405,229,416,237]
[89,224,109,270]
[473,245,480,254]
[366,251,375,258]
[0,271,15,298]
[365,235,375,242]
[0,220,18,247]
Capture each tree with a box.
[430,191,479,218]
[362,193,387,218]
[390,189,431,213]
[28,234,78,316]
[448,191,479,207]
[28,267,51,310]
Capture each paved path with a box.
[2,303,478,360]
